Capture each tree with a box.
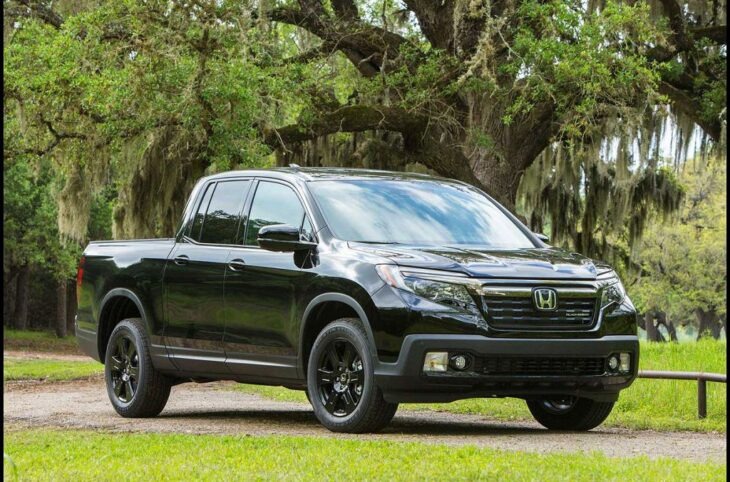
[629,160,726,340]
[3,155,80,330]
[4,0,725,256]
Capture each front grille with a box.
[475,356,606,376]
[483,295,597,330]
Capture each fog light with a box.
[607,355,619,372]
[451,355,468,371]
[619,353,631,373]
[423,352,448,372]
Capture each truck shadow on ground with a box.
[156,409,589,436]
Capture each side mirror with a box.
[534,232,550,243]
[257,224,317,252]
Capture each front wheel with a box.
[307,318,397,433]
[526,397,614,431]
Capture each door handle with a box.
[228,259,246,271]
[173,255,189,266]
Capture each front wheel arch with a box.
[299,293,379,378]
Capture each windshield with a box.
[308,179,536,248]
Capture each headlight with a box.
[376,265,479,314]
[600,274,627,308]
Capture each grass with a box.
[3,329,81,354]
[3,358,103,382]
[3,429,725,481]
[234,340,727,433]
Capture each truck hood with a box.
[348,243,602,280]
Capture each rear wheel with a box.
[307,318,397,433]
[104,318,171,417]
[526,397,614,431]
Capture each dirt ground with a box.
[4,378,726,462]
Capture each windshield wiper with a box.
[349,240,401,245]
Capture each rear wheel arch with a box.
[98,288,150,361]
[299,293,379,377]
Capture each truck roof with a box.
[203,167,452,183]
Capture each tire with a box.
[526,397,615,431]
[307,318,398,433]
[104,318,171,418]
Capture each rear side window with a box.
[190,180,250,244]
[189,183,214,240]
[244,181,306,246]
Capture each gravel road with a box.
[3,378,726,462]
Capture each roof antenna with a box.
[289,163,300,169]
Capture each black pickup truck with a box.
[76,167,639,433]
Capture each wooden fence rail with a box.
[637,370,727,419]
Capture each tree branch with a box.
[649,0,725,141]
[689,25,727,44]
[20,117,86,156]
[265,5,413,77]
[331,0,359,21]
[658,0,693,51]
[9,0,64,29]
[263,104,485,189]
[263,105,427,150]
[402,1,454,51]
[658,81,722,141]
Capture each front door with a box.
[163,179,252,373]
[224,180,318,379]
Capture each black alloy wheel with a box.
[307,318,398,433]
[109,335,139,404]
[104,318,171,418]
[316,338,364,417]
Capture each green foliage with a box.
[469,1,664,137]
[4,0,308,240]
[3,157,79,280]
[630,162,727,319]
[4,430,725,481]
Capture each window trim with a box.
[180,176,318,249]
[240,178,317,248]
[185,181,214,240]
[181,177,253,247]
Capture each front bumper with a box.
[375,334,639,403]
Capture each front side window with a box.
[196,180,251,244]
[308,180,536,248]
[244,181,306,246]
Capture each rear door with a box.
[163,179,252,373]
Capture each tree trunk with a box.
[695,308,720,340]
[710,315,722,339]
[644,311,665,342]
[655,311,677,342]
[67,280,77,335]
[55,279,67,338]
[471,156,526,210]
[3,267,18,327]
[721,314,727,337]
[12,264,30,330]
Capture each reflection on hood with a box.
[349,243,602,280]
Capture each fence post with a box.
[698,378,707,419]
